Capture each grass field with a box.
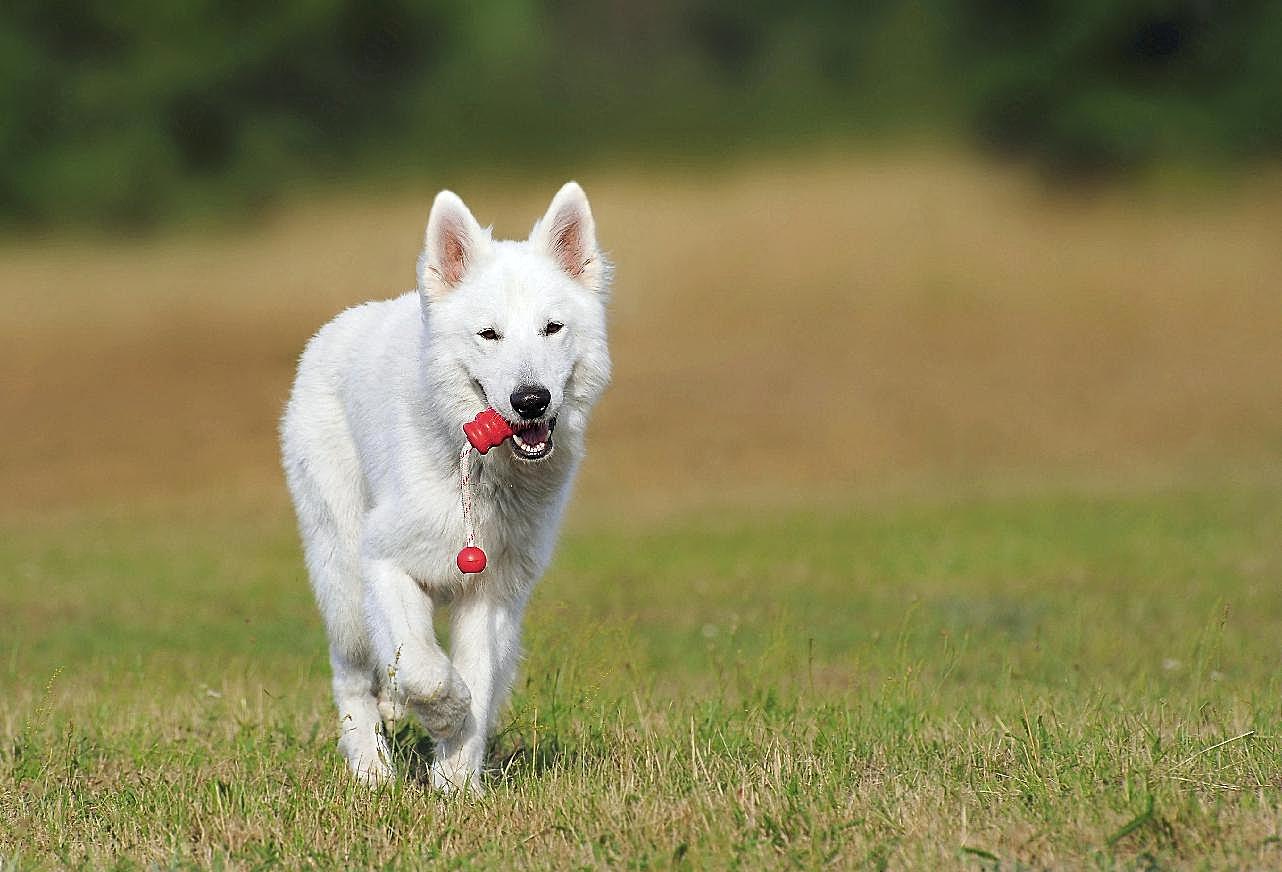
[4,485,1282,868]
[3,151,1282,868]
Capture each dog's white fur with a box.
[280,183,610,791]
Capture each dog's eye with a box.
[543,322,564,336]
[477,328,501,341]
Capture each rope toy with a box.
[456,409,513,574]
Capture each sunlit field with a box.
[4,151,1281,515]
[4,152,1282,867]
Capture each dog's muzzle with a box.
[510,417,555,461]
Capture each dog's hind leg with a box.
[285,441,392,784]
[308,528,393,784]
[314,532,394,785]
[331,645,394,785]
[314,535,394,784]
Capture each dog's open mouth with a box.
[510,417,555,461]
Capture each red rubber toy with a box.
[456,546,487,574]
[456,408,511,575]
[462,408,513,454]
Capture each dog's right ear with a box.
[530,181,606,293]
[417,191,490,301]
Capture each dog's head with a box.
[417,182,612,463]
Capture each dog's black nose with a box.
[510,385,551,419]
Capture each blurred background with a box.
[2,0,1281,521]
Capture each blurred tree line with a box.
[2,0,1279,230]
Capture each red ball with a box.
[456,546,487,574]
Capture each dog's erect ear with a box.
[531,182,605,292]
[418,190,490,301]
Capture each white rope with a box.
[458,441,476,547]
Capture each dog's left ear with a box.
[531,182,606,292]
[418,190,491,302]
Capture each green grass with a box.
[4,483,1282,869]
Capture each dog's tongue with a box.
[517,422,550,444]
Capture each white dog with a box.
[280,183,611,791]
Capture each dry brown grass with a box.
[2,151,1280,517]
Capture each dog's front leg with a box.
[364,558,472,743]
[430,589,526,793]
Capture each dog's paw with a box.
[429,756,485,796]
[377,692,405,727]
[339,728,395,787]
[406,667,472,741]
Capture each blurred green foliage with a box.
[953,0,1282,175]
[2,0,1279,229]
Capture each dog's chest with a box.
[396,466,565,592]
